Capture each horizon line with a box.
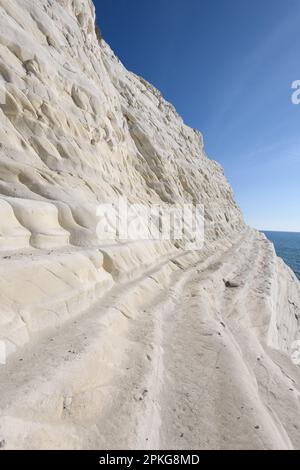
[258,229,300,233]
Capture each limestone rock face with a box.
[0,0,243,240]
[0,0,300,450]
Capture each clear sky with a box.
[94,0,300,232]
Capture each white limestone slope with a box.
[0,0,299,450]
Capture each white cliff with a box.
[0,0,300,450]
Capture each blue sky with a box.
[94,0,300,231]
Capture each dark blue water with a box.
[263,231,300,280]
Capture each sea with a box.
[263,231,300,280]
